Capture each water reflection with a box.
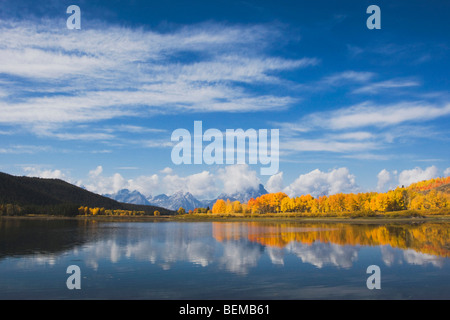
[211,222,450,257]
[1,219,448,276]
[212,221,449,271]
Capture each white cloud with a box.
[129,164,262,198]
[275,101,450,158]
[128,175,160,196]
[24,167,67,180]
[113,125,167,134]
[83,166,158,195]
[353,79,420,94]
[375,165,444,189]
[162,171,217,199]
[20,163,448,201]
[266,171,284,193]
[0,47,110,79]
[218,164,261,195]
[83,165,128,194]
[444,167,450,177]
[281,138,379,153]
[0,145,51,154]
[321,71,375,85]
[316,102,450,130]
[89,166,103,177]
[376,169,392,191]
[398,165,439,187]
[332,131,374,141]
[43,164,261,199]
[160,167,173,175]
[283,167,358,198]
[279,102,450,134]
[0,20,315,131]
[86,165,359,199]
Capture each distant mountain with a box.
[203,184,268,208]
[106,183,269,212]
[220,183,268,203]
[0,171,174,215]
[148,191,204,211]
[105,189,151,205]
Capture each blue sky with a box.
[0,0,449,199]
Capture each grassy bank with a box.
[2,208,449,223]
[172,208,450,219]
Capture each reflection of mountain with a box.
[0,218,96,260]
[212,222,450,258]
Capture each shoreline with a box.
[1,214,450,224]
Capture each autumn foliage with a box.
[212,222,450,257]
[210,177,450,215]
[78,206,145,216]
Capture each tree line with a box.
[209,177,449,215]
[0,203,80,216]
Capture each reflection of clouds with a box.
[187,241,214,267]
[219,241,263,275]
[7,223,448,276]
[124,237,216,269]
[265,246,285,265]
[286,242,358,269]
[110,241,120,263]
[403,249,444,267]
[381,246,444,268]
[381,245,398,266]
[15,254,57,269]
[79,223,217,270]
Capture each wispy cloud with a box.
[280,138,379,153]
[111,125,167,134]
[0,20,316,135]
[0,145,51,154]
[320,71,375,86]
[346,41,448,66]
[352,79,421,94]
[304,102,450,130]
[276,101,450,157]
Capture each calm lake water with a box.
[0,217,449,300]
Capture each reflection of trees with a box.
[212,222,450,258]
[0,218,99,260]
[2,219,448,276]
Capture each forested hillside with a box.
[0,172,174,216]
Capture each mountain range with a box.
[105,184,268,211]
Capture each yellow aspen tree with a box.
[232,201,242,213]
[212,199,226,214]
